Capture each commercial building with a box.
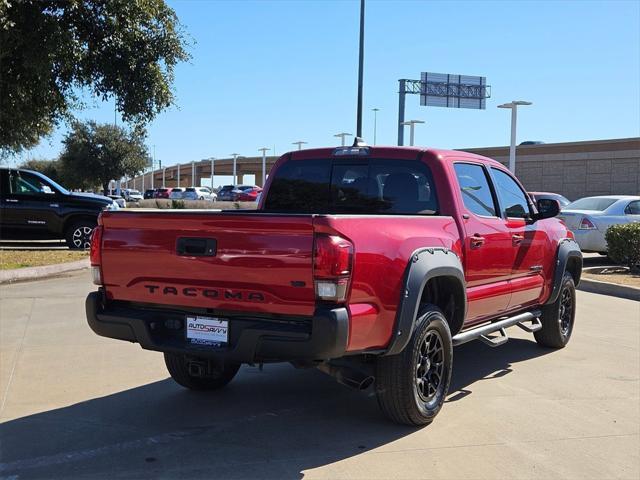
[131,137,639,200]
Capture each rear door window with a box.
[454,163,498,217]
[265,158,438,214]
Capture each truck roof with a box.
[288,146,504,168]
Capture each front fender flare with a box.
[546,238,582,305]
[384,248,466,356]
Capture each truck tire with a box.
[535,272,576,348]
[65,220,96,250]
[164,353,240,391]
[376,305,453,426]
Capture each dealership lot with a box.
[0,271,638,479]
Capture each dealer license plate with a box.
[186,316,228,345]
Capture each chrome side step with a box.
[452,310,542,347]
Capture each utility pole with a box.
[210,158,215,191]
[401,120,425,146]
[498,101,532,174]
[292,141,307,151]
[372,108,379,145]
[230,153,240,185]
[258,148,270,186]
[334,133,352,146]
[355,0,365,140]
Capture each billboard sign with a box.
[420,72,489,109]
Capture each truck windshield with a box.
[265,158,438,215]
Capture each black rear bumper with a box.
[85,291,349,363]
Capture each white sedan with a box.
[559,195,640,253]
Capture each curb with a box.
[0,259,90,285]
[578,278,640,302]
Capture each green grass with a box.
[0,250,88,270]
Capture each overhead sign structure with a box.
[397,72,491,145]
[420,72,488,110]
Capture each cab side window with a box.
[9,171,54,196]
[454,163,497,217]
[491,168,531,219]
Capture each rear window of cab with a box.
[264,158,438,215]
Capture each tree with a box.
[59,121,150,194]
[0,0,190,155]
[18,158,64,184]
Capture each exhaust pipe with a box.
[317,362,374,390]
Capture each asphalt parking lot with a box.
[0,271,638,480]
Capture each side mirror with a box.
[534,199,560,220]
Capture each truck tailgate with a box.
[100,211,316,316]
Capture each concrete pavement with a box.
[0,271,638,479]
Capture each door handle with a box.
[512,234,524,245]
[5,199,18,203]
[470,234,485,248]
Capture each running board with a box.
[452,310,542,347]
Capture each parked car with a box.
[143,189,155,199]
[87,145,581,426]
[0,167,118,249]
[559,195,640,253]
[234,185,262,202]
[169,188,185,199]
[122,189,143,202]
[217,185,236,201]
[107,195,126,208]
[528,192,570,215]
[182,187,217,201]
[154,187,173,199]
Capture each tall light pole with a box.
[355,0,365,140]
[230,153,240,185]
[151,145,155,190]
[334,133,352,146]
[258,147,270,186]
[162,167,166,188]
[292,141,307,150]
[498,101,532,174]
[372,108,379,145]
[401,120,425,146]
[210,157,216,191]
[177,164,180,187]
[191,160,196,187]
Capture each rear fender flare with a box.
[546,238,582,305]
[384,248,466,356]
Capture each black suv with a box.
[0,167,117,249]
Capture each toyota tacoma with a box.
[86,145,582,426]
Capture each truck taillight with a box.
[90,225,103,285]
[313,234,353,302]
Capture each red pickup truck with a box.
[86,145,582,426]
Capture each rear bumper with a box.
[85,291,349,363]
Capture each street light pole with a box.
[292,141,307,150]
[372,108,379,145]
[162,168,166,188]
[191,160,196,187]
[258,148,270,186]
[498,101,532,174]
[333,133,352,146]
[210,158,215,191]
[230,153,240,185]
[177,164,180,187]
[401,120,425,146]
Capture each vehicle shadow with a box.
[0,339,551,479]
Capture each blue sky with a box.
[19,0,640,170]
